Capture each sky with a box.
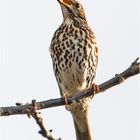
[0,0,139,140]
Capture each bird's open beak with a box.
[57,0,72,8]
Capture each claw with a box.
[91,83,100,95]
[63,92,69,104]
[63,92,71,111]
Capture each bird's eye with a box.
[74,2,80,9]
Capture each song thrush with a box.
[50,0,98,139]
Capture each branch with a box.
[0,58,139,116]
[23,100,60,140]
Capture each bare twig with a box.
[0,58,139,117]
[21,100,60,140]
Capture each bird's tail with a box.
[72,114,92,140]
[69,100,92,140]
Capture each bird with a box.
[50,0,98,139]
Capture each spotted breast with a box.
[50,18,98,96]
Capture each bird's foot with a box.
[63,92,70,111]
[91,83,100,96]
[63,92,69,104]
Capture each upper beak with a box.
[57,0,72,8]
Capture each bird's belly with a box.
[58,61,94,96]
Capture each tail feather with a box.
[68,98,92,140]
[73,117,92,140]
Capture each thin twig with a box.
[23,100,60,140]
[0,58,139,116]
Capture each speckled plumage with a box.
[50,0,98,139]
[50,18,98,96]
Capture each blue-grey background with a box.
[0,0,139,140]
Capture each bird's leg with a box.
[63,92,71,111]
[63,92,69,104]
[91,83,100,96]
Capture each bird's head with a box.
[58,0,86,21]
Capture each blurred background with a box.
[0,0,139,140]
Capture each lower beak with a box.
[57,0,72,8]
